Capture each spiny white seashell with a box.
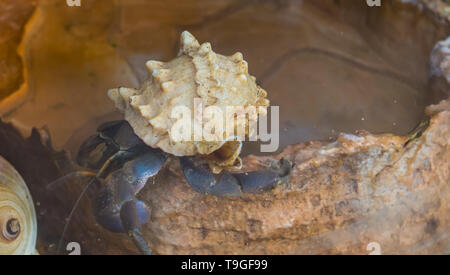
[109,31,269,159]
[0,156,38,255]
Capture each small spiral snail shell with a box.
[0,156,38,255]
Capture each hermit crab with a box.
[68,31,291,254]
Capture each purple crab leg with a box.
[120,200,152,255]
[180,157,291,196]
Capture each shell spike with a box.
[231,52,243,62]
[161,81,175,92]
[146,60,164,73]
[238,60,248,74]
[199,42,212,55]
[108,88,136,110]
[152,69,170,81]
[179,31,200,55]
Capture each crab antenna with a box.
[56,175,96,254]
[56,151,127,254]
[46,171,96,190]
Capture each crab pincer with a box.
[77,120,145,170]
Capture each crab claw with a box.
[92,184,151,234]
[97,120,144,151]
[77,134,117,170]
[180,157,242,196]
[90,148,167,254]
[92,147,166,231]
[180,157,291,196]
[93,178,152,255]
[234,160,291,194]
[76,120,148,170]
[93,190,151,255]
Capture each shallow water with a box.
[3,0,449,155]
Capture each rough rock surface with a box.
[0,0,36,102]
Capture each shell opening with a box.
[206,140,243,173]
[3,218,20,241]
[2,217,21,242]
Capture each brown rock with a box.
[0,0,36,102]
